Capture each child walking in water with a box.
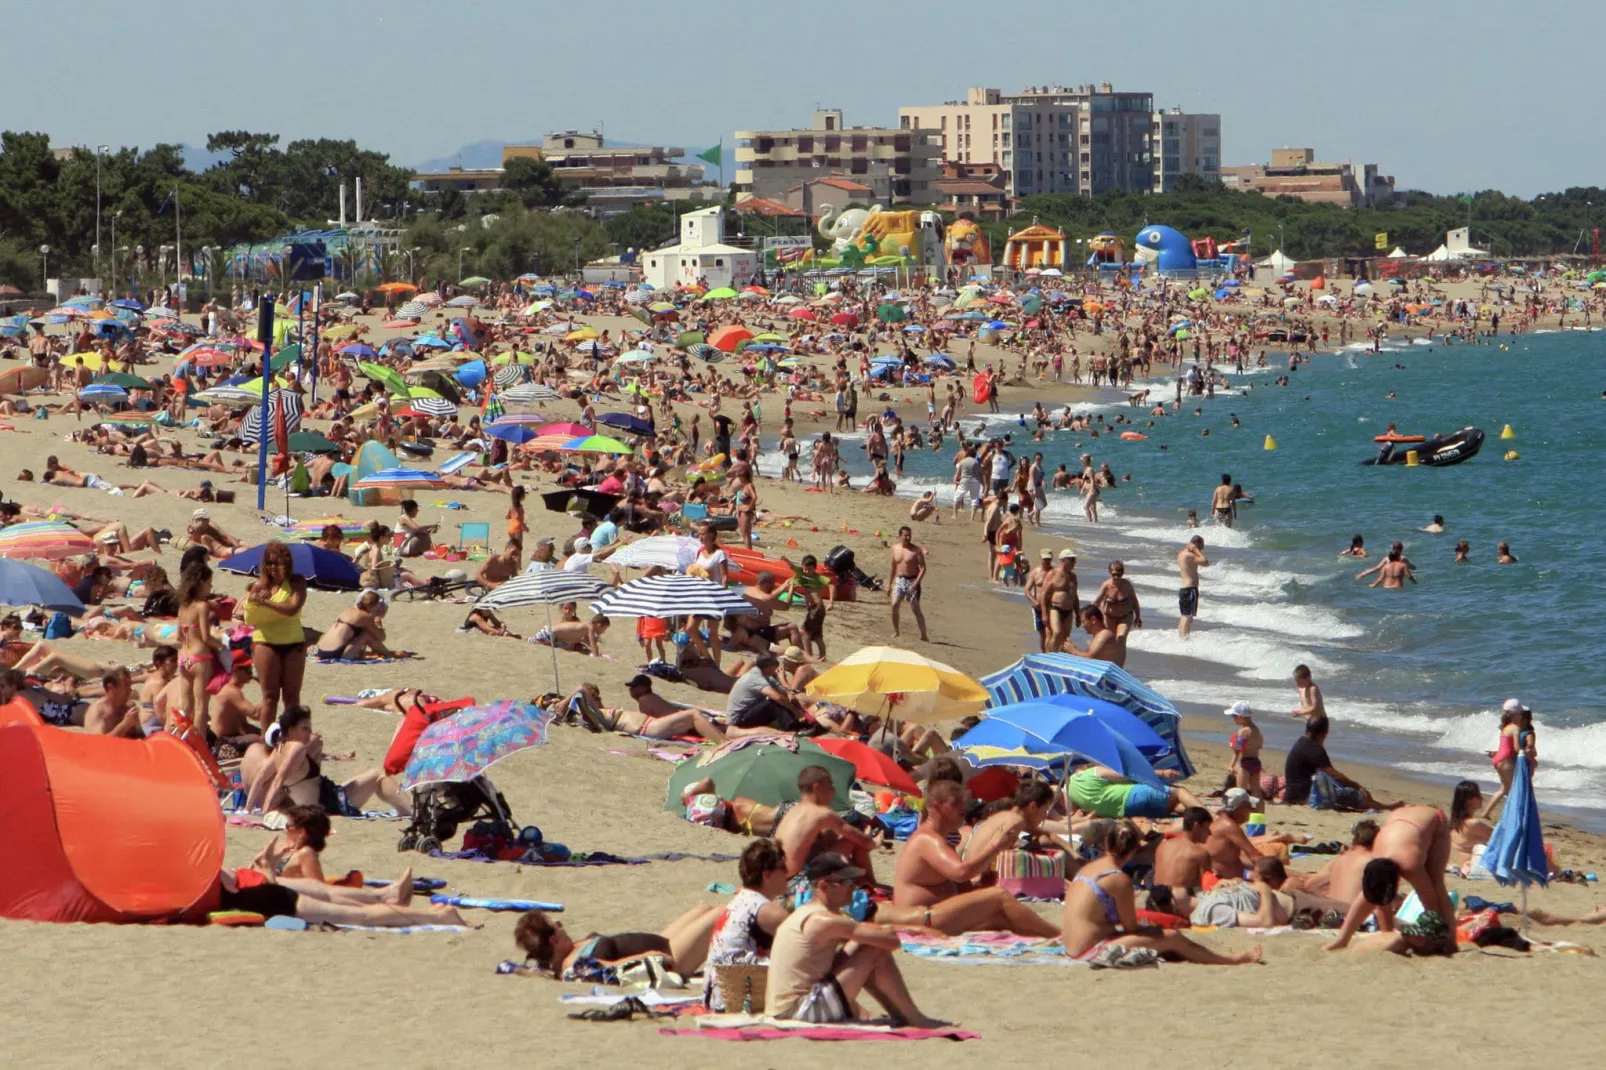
[1483,698,1538,820]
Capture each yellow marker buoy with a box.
[1504,450,1520,461]
[1501,424,1515,439]
[1263,435,1278,451]
[1405,450,1420,466]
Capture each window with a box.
[894,157,910,174]
[797,136,813,153]
[991,114,998,129]
[824,115,836,130]
[1080,152,1090,163]
[894,135,910,152]
[851,135,867,152]
[851,157,868,174]
[1203,127,1219,138]
[941,116,947,130]
[823,136,839,152]
[715,258,724,267]
[1080,134,1089,146]
[893,180,911,197]
[1002,132,1010,147]
[754,137,773,154]
[900,116,911,129]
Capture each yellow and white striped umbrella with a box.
[805,645,987,725]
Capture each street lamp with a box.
[110,210,122,290]
[39,245,49,294]
[95,145,108,284]
[159,244,172,290]
[573,235,582,277]
[458,246,472,281]
[404,247,417,283]
[1277,224,1286,256]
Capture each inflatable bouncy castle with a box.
[1002,223,1067,271]
[945,216,992,269]
[1133,225,1199,275]
[1086,232,1126,267]
[0,723,225,923]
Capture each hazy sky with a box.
[6,0,1597,196]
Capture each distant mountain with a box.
[412,138,731,176]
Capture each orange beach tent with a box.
[0,723,224,923]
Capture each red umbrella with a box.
[709,325,754,353]
[786,307,817,321]
[812,737,921,796]
[537,422,592,437]
[829,311,858,327]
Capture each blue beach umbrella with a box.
[485,422,539,445]
[1482,755,1549,935]
[979,701,1164,787]
[951,718,1071,772]
[220,542,361,591]
[0,558,86,612]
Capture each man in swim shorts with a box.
[1176,535,1208,639]
[1024,548,1054,650]
[886,526,928,642]
[1210,473,1235,528]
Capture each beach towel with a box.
[430,848,741,868]
[559,988,702,1009]
[313,653,413,665]
[659,1015,979,1042]
[895,930,1074,966]
[429,895,564,913]
[330,923,476,934]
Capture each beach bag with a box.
[996,849,1066,899]
[44,612,74,639]
[1308,772,1339,810]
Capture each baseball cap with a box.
[1224,701,1253,718]
[231,649,253,671]
[781,646,805,663]
[625,674,653,690]
[96,529,121,544]
[1057,549,1076,561]
[1039,548,1053,559]
[804,852,865,883]
[1222,788,1253,812]
[574,536,591,550]
[192,508,210,519]
[1501,698,1531,714]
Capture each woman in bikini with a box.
[506,485,527,548]
[316,591,400,661]
[732,469,758,551]
[1062,820,1263,967]
[244,706,412,817]
[1325,805,1458,955]
[1093,560,1141,637]
[1448,780,1493,871]
[176,561,223,738]
[250,804,333,882]
[511,905,721,981]
[244,541,309,732]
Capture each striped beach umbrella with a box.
[144,305,178,319]
[445,295,480,308]
[407,396,457,418]
[354,467,448,490]
[101,411,159,426]
[476,570,609,612]
[493,364,530,387]
[502,383,561,404]
[395,300,429,319]
[77,384,128,402]
[414,292,444,307]
[589,574,757,620]
[239,391,304,444]
[0,521,98,560]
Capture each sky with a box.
[5,0,1599,197]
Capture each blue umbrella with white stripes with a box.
[475,570,611,689]
[589,573,757,619]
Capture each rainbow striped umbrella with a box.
[291,517,367,541]
[353,467,448,490]
[0,521,97,560]
[101,412,159,426]
[400,700,556,790]
[557,434,633,455]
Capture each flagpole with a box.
[175,187,182,296]
[255,297,275,511]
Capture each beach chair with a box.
[457,521,491,553]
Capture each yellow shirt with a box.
[245,583,304,646]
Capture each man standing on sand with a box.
[1176,535,1209,638]
[1211,474,1236,528]
[1037,549,1079,652]
[887,526,928,642]
[1024,548,1054,651]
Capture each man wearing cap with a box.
[764,852,947,1028]
[205,649,264,754]
[1024,548,1055,651]
[726,652,810,736]
[622,674,726,742]
[1036,550,1080,653]
[1206,789,1273,880]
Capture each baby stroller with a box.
[396,776,518,856]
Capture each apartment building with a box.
[1220,148,1396,208]
[1151,108,1221,191]
[502,131,708,216]
[733,110,941,205]
[898,84,1155,199]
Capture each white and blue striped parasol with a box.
[589,573,757,619]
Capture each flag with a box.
[696,144,722,166]
[481,387,505,425]
[1374,232,1389,250]
[157,187,177,215]
[1457,193,1474,206]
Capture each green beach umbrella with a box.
[1188,287,1210,300]
[676,331,706,349]
[91,372,151,390]
[560,434,634,455]
[358,361,409,396]
[704,287,739,301]
[287,431,340,454]
[1020,296,1044,315]
[270,343,302,372]
[876,303,907,323]
[629,307,653,326]
[663,739,856,813]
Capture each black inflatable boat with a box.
[1361,426,1484,467]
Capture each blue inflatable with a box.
[1133,225,1198,275]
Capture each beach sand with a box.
[2,291,1602,1068]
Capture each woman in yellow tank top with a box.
[244,542,308,732]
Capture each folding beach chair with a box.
[457,521,491,553]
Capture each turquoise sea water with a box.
[790,329,1606,816]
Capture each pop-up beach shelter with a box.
[0,724,224,923]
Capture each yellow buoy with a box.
[1263,435,1278,451]
[1501,424,1515,439]
[1504,450,1520,461]
[1405,450,1420,466]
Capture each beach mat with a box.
[896,930,1075,966]
[660,1015,979,1042]
[431,895,563,912]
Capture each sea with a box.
[766,328,1606,828]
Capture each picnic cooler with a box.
[714,962,768,1013]
[996,849,1066,899]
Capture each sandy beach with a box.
[3,282,1604,1069]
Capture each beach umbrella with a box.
[537,422,592,438]
[804,645,987,725]
[239,391,304,444]
[100,411,159,427]
[339,342,378,359]
[675,331,706,348]
[787,307,817,321]
[603,534,700,571]
[951,718,1073,772]
[813,737,921,796]
[446,295,481,308]
[0,521,98,561]
[539,488,621,519]
[980,652,1192,777]
[219,542,361,591]
[703,287,739,301]
[414,292,445,308]
[493,364,530,388]
[354,467,448,492]
[395,300,429,319]
[1482,755,1549,935]
[565,327,599,342]
[663,739,856,814]
[459,276,491,288]
[614,349,657,365]
[829,311,859,327]
[77,384,128,402]
[624,290,653,305]
[490,413,557,428]
[473,571,611,689]
[977,702,1163,787]
[407,396,457,418]
[286,430,340,454]
[91,372,150,390]
[377,282,418,294]
[590,574,758,620]
[401,700,556,791]
[875,303,907,323]
[596,412,653,436]
[144,305,177,319]
[558,434,633,455]
[687,343,720,362]
[486,422,540,445]
[0,558,85,612]
[709,325,753,352]
[179,346,234,368]
[358,361,410,396]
